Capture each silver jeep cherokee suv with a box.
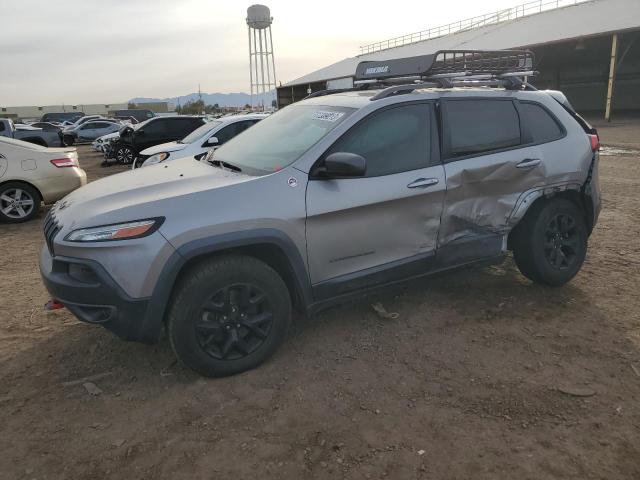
[40,51,601,377]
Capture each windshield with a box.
[180,121,221,144]
[212,105,354,174]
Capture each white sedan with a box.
[134,113,268,169]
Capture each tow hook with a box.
[45,298,65,311]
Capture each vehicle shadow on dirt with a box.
[2,256,615,390]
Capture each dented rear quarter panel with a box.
[437,90,593,247]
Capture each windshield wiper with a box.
[207,159,242,172]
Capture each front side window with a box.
[519,102,563,144]
[81,123,96,130]
[446,99,521,157]
[181,121,221,144]
[326,103,431,177]
[213,105,354,175]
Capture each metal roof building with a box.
[277,0,640,118]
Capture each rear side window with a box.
[519,102,563,143]
[215,121,256,145]
[445,100,520,157]
[328,103,431,177]
[171,118,200,135]
[143,119,166,134]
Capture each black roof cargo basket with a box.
[355,49,534,81]
[304,50,537,101]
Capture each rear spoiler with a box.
[547,90,597,136]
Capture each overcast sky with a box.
[1,0,518,106]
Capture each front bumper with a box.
[39,246,160,343]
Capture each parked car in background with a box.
[113,116,139,124]
[91,131,119,152]
[41,112,84,123]
[61,120,122,145]
[0,119,62,147]
[29,122,62,131]
[135,113,267,168]
[112,109,155,123]
[0,136,86,223]
[111,116,206,164]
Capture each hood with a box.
[97,132,119,141]
[52,156,255,230]
[140,141,187,156]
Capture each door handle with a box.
[516,158,541,169]
[407,178,439,189]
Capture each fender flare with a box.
[141,228,313,341]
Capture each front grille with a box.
[43,210,62,256]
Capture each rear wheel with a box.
[62,135,75,146]
[168,255,292,377]
[0,182,40,223]
[512,198,587,286]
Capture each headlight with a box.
[142,152,169,167]
[65,218,164,242]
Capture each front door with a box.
[438,98,549,263]
[306,102,445,300]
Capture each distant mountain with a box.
[130,91,276,108]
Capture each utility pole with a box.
[605,33,618,122]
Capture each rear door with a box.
[438,97,551,264]
[306,102,446,299]
[138,119,168,150]
[77,122,98,141]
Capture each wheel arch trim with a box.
[143,228,313,340]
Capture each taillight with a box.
[50,158,78,168]
[587,134,600,152]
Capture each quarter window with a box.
[327,103,431,177]
[446,100,520,157]
[519,102,563,144]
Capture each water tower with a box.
[247,4,277,110]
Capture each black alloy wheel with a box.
[543,213,580,270]
[195,283,274,361]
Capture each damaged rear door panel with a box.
[437,97,549,263]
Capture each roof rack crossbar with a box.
[369,76,537,101]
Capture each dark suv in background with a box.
[110,116,206,164]
[112,109,155,123]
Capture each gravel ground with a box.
[0,134,639,479]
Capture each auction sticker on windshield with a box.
[311,111,345,122]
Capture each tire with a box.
[168,255,292,377]
[115,146,135,165]
[0,182,41,223]
[512,198,587,286]
[62,135,75,146]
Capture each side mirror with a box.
[206,136,219,147]
[321,152,366,178]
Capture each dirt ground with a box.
[1,127,639,480]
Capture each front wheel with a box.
[512,198,588,286]
[168,255,292,377]
[115,146,135,164]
